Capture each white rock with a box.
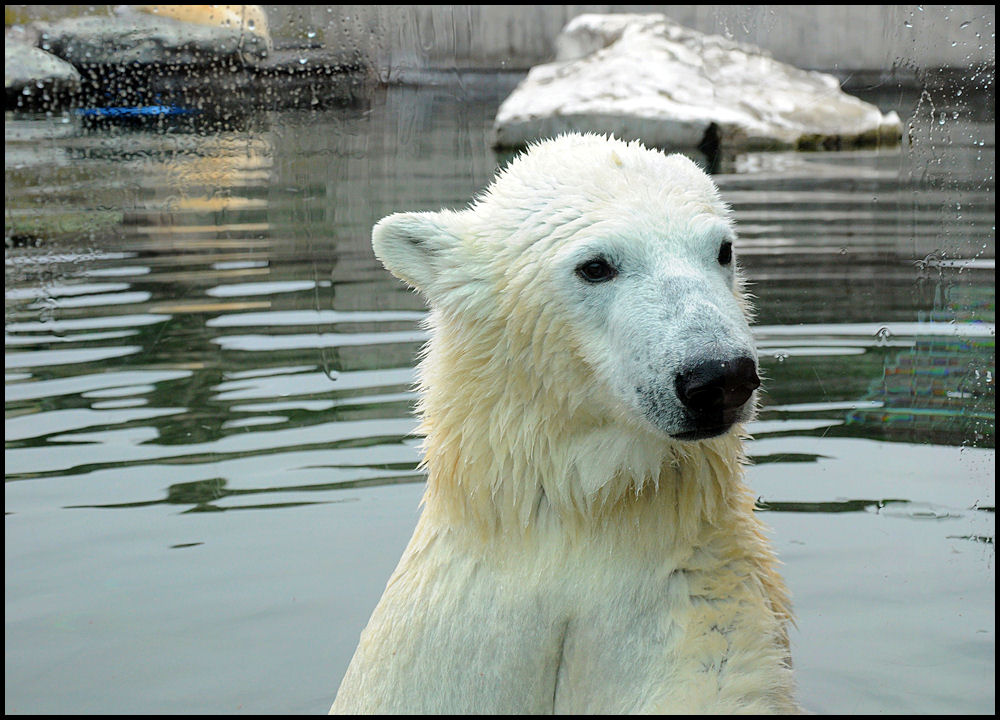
[494,13,902,152]
[5,32,81,95]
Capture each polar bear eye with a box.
[576,257,618,283]
[718,240,733,266]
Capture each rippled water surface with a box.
[5,77,995,714]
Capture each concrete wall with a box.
[7,5,996,77]
[262,4,995,78]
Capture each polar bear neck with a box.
[414,313,753,546]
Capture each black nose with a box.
[675,356,760,416]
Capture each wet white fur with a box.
[330,134,799,714]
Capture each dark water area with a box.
[4,73,995,713]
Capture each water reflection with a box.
[70,473,424,514]
[5,79,995,483]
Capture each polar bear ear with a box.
[371,211,466,298]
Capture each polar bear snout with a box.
[673,356,760,440]
[676,356,760,412]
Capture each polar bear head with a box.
[372,134,758,445]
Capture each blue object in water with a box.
[75,105,199,118]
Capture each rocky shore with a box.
[5,6,370,113]
[8,8,911,154]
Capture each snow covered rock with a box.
[493,13,902,152]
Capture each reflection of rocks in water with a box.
[54,116,278,217]
[71,470,425,513]
[135,131,275,215]
[847,284,995,446]
[757,498,910,514]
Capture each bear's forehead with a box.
[479,134,722,217]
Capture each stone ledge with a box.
[6,8,371,113]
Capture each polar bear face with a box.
[372,134,759,442]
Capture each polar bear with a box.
[330,133,799,714]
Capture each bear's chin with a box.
[671,424,736,441]
[667,406,749,442]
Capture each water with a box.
[5,76,995,714]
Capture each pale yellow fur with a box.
[331,134,799,714]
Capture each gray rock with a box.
[33,8,271,69]
[5,30,81,97]
[494,13,902,152]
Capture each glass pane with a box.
[5,6,994,715]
